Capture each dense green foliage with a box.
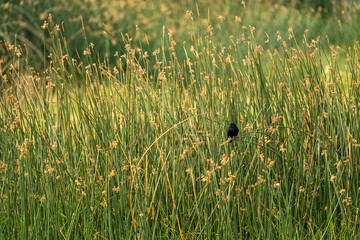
[1,0,359,68]
[1,0,360,239]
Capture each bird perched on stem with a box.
[227,123,239,143]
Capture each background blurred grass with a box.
[1,0,359,70]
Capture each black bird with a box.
[227,123,239,142]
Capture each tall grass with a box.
[2,0,360,69]
[1,4,360,240]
